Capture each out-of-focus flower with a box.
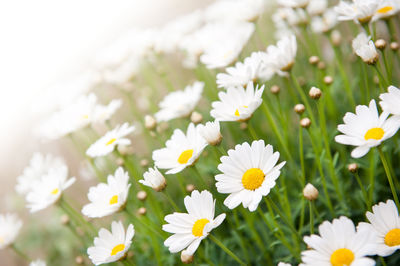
[87,221,134,265]
[82,167,131,218]
[197,121,222,146]
[215,140,286,212]
[334,0,379,24]
[163,190,226,255]
[204,0,266,22]
[210,82,264,122]
[29,260,46,266]
[153,123,208,174]
[352,33,378,64]
[307,0,328,16]
[311,9,338,33]
[86,123,135,158]
[335,100,400,158]
[302,216,376,266]
[0,213,22,249]
[26,166,76,213]
[16,153,65,195]
[139,167,167,192]
[373,0,400,21]
[277,0,309,9]
[155,81,204,122]
[380,85,400,116]
[358,199,400,256]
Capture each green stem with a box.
[354,171,371,210]
[11,244,30,261]
[163,190,181,212]
[309,201,314,234]
[208,234,246,266]
[378,147,400,209]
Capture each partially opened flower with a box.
[82,167,131,218]
[30,260,46,266]
[197,120,222,146]
[88,221,134,265]
[0,213,22,249]
[210,82,264,122]
[86,123,135,158]
[334,0,379,24]
[153,123,207,174]
[139,167,167,191]
[163,190,226,255]
[358,199,400,256]
[352,32,378,64]
[302,216,376,266]
[380,85,400,116]
[335,100,400,158]
[155,81,204,122]
[215,140,286,212]
[26,165,76,213]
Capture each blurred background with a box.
[0,0,215,264]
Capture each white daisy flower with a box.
[197,120,222,146]
[16,153,65,195]
[260,35,297,77]
[155,81,204,122]
[380,85,400,116]
[302,216,376,266]
[277,0,309,9]
[307,0,328,16]
[373,0,400,21]
[215,140,286,212]
[162,190,226,255]
[86,123,135,158]
[352,32,378,64]
[139,167,167,192]
[358,199,400,257]
[277,263,292,266]
[335,100,400,158]
[334,0,379,24]
[82,167,131,218]
[210,82,264,122]
[0,213,23,249]
[87,221,134,265]
[30,260,46,266]
[152,123,208,174]
[26,166,76,213]
[311,9,338,33]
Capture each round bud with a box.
[303,183,319,201]
[294,104,305,115]
[309,87,322,100]
[181,251,194,264]
[60,214,70,225]
[300,118,311,128]
[317,61,326,70]
[240,122,248,130]
[137,191,147,201]
[190,111,203,124]
[75,256,84,265]
[270,85,280,94]
[116,158,124,166]
[348,163,358,173]
[137,207,147,216]
[390,42,399,51]
[373,75,380,84]
[309,56,319,65]
[375,39,387,50]
[140,159,149,167]
[144,115,157,130]
[186,184,195,193]
[331,30,342,46]
[323,76,333,85]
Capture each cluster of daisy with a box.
[2,0,400,265]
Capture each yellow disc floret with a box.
[192,218,210,237]
[242,168,265,190]
[330,248,354,266]
[378,6,393,14]
[51,188,59,195]
[110,244,125,256]
[364,127,384,140]
[109,195,119,205]
[106,138,117,145]
[178,149,194,164]
[385,228,400,247]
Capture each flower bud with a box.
[348,163,358,173]
[186,184,195,193]
[317,61,326,70]
[190,111,203,124]
[139,167,167,192]
[198,121,222,146]
[323,76,333,85]
[294,104,305,114]
[60,214,70,225]
[375,39,387,50]
[140,159,149,167]
[270,85,280,94]
[137,207,147,216]
[137,191,147,201]
[303,183,319,201]
[309,87,322,99]
[116,158,124,166]
[390,42,399,51]
[300,118,311,128]
[75,256,84,265]
[144,115,157,130]
[181,250,194,264]
[240,122,248,130]
[309,56,319,65]
[331,30,342,46]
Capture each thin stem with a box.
[208,234,246,266]
[354,171,371,210]
[378,147,400,209]
[11,244,30,261]
[309,201,314,234]
[163,189,181,212]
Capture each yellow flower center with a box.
[106,138,117,145]
[234,106,248,117]
[110,243,125,256]
[0,236,3,244]
[51,188,59,195]
[378,6,393,14]
[330,248,355,266]
[177,149,194,164]
[364,127,384,140]
[192,218,210,237]
[109,195,118,205]
[385,228,400,246]
[242,168,265,190]
[82,114,89,119]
